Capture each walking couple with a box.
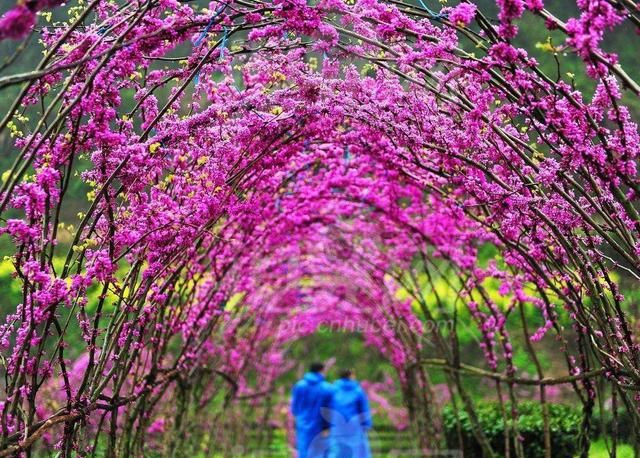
[291,363,372,458]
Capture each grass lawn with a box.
[589,439,635,458]
[205,434,636,458]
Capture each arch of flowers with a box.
[0,0,639,455]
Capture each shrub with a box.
[593,409,636,444]
[442,401,582,458]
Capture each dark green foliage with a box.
[593,409,637,444]
[442,401,582,458]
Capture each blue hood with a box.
[303,371,325,384]
[334,378,359,390]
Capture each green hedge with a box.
[593,409,636,444]
[442,401,582,458]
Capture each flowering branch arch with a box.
[0,0,639,455]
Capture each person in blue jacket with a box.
[291,362,334,458]
[329,369,372,458]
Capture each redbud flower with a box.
[0,6,36,41]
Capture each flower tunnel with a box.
[0,0,639,456]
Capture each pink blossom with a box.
[448,2,477,26]
[0,6,36,41]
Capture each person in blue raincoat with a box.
[291,362,334,458]
[329,369,372,458]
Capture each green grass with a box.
[202,431,636,458]
[64,430,636,457]
[588,439,635,458]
